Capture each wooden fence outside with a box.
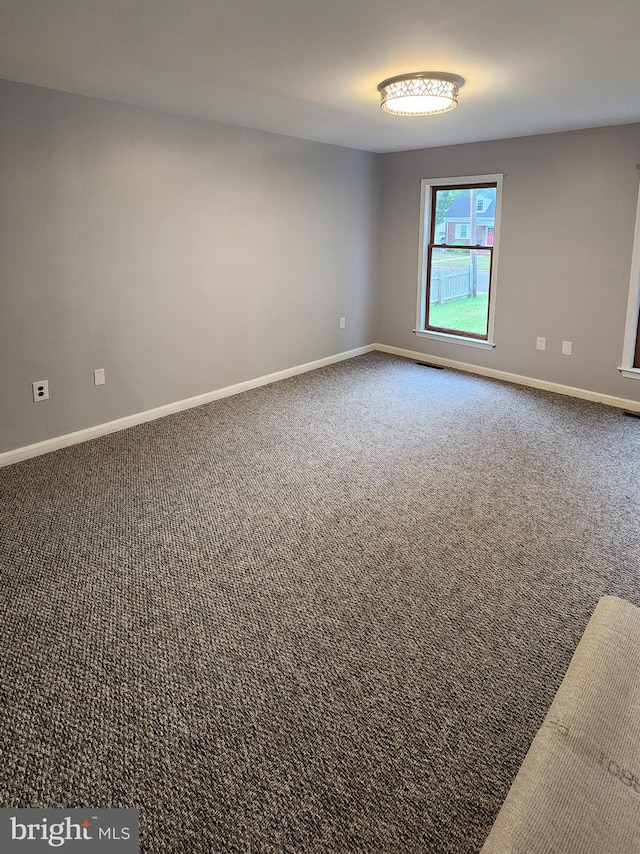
[430,267,471,304]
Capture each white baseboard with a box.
[3,341,639,468]
[0,345,375,468]
[374,342,640,413]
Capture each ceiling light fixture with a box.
[377,72,465,116]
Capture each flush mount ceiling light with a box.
[377,71,465,116]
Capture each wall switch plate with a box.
[536,336,546,351]
[32,380,49,402]
[94,368,106,386]
[339,317,346,329]
[562,340,573,355]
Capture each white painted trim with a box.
[415,179,430,334]
[620,177,640,370]
[619,367,640,381]
[413,329,495,350]
[5,339,638,468]
[375,343,640,413]
[488,175,504,346]
[419,174,505,188]
[0,345,375,468]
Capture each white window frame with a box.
[455,223,470,240]
[618,179,640,380]
[415,173,503,351]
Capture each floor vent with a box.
[623,410,640,419]
[415,362,444,370]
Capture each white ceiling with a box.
[1,0,639,153]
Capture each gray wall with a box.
[0,80,380,453]
[378,125,640,402]
[4,79,640,457]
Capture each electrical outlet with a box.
[536,336,546,351]
[32,380,49,402]
[94,368,106,386]
[562,340,573,356]
[339,317,346,329]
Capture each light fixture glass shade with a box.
[377,72,464,116]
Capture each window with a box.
[416,174,503,350]
[619,181,640,379]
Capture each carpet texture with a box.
[1,352,639,853]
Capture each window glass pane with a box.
[433,187,496,247]
[428,247,491,336]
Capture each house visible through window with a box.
[418,175,503,346]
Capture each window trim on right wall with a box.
[414,173,504,351]
[619,179,640,380]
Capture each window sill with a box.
[618,367,640,381]
[413,329,496,351]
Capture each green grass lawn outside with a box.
[431,252,490,272]
[428,294,489,335]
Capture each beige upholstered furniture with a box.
[482,595,640,854]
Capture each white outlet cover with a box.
[32,380,49,401]
[94,368,106,386]
[562,340,573,355]
[536,337,546,351]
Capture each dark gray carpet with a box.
[1,352,639,853]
